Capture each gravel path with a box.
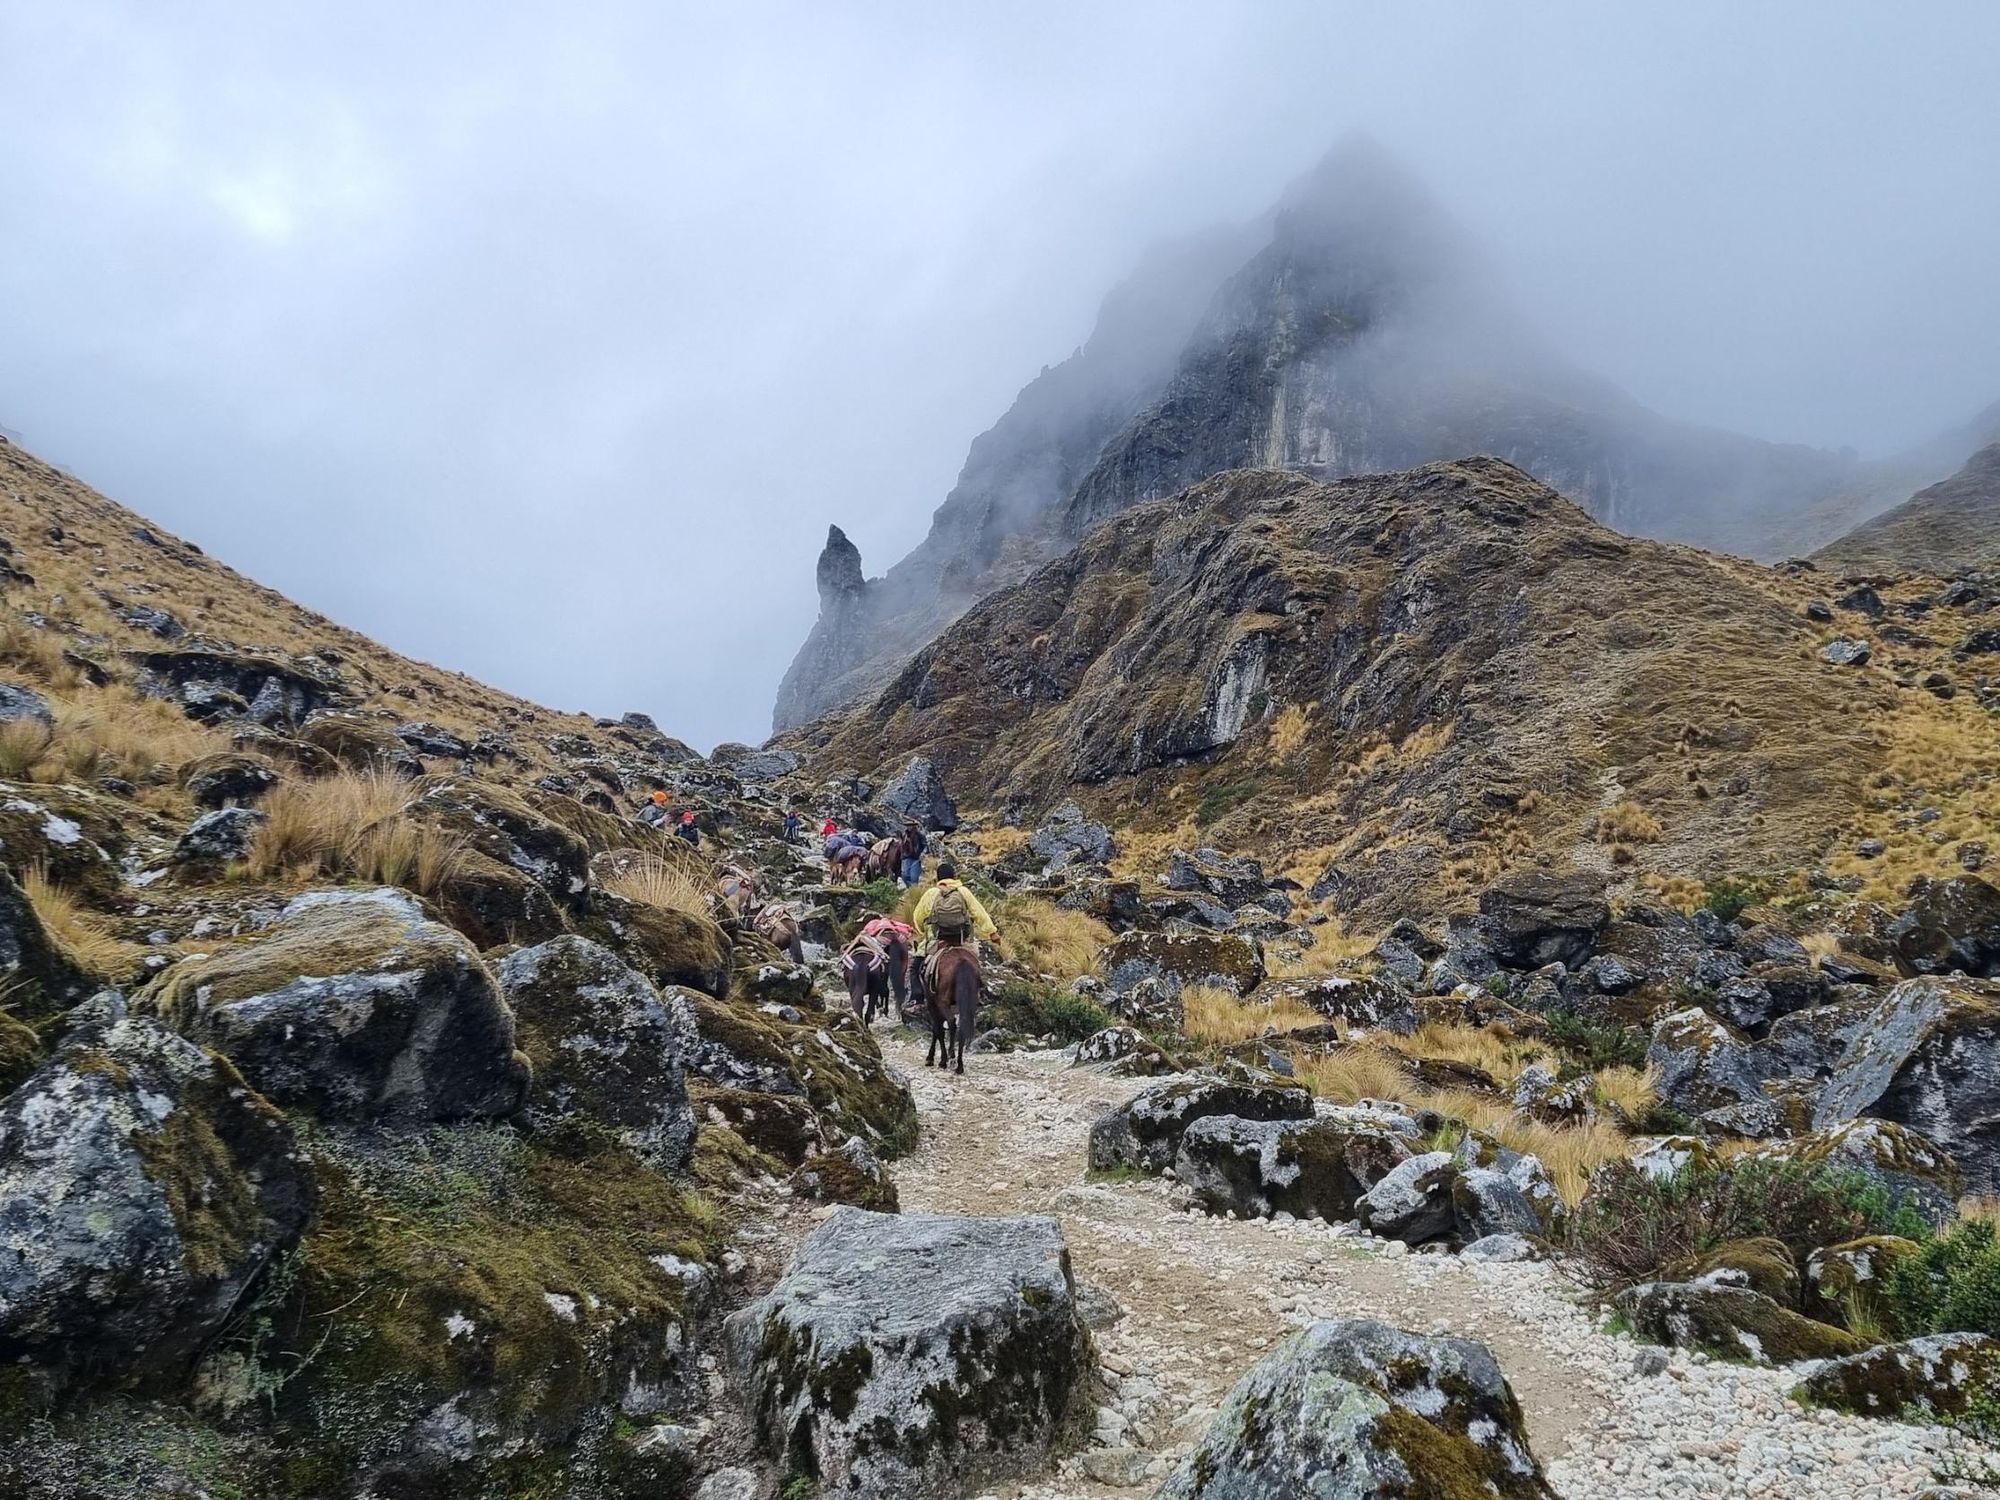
[885,1039,1984,1500]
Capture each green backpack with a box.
[930,882,973,936]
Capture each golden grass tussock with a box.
[1591,1064,1659,1121]
[247,768,466,898]
[21,864,142,979]
[606,856,716,921]
[1824,701,2000,903]
[1958,1195,2000,1229]
[1181,983,1327,1045]
[0,718,53,779]
[1266,703,1312,761]
[1596,799,1662,845]
[995,895,1110,981]
[1377,1020,1548,1089]
[0,617,86,688]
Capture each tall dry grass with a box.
[247,769,465,897]
[607,856,715,921]
[1181,982,1327,1044]
[995,896,1110,981]
[21,864,141,978]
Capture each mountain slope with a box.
[791,457,1925,923]
[1813,442,2000,574]
[775,138,1965,731]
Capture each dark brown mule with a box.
[839,932,894,1026]
[862,834,905,883]
[917,943,980,1073]
[751,902,804,963]
[717,863,759,920]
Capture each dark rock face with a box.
[1157,1318,1554,1499]
[0,866,95,1018]
[877,754,958,831]
[1355,1151,1461,1245]
[0,682,54,725]
[0,1001,315,1398]
[1478,869,1610,970]
[724,1210,1092,1498]
[1165,848,1279,910]
[1811,976,2000,1191]
[180,751,281,809]
[137,887,530,1123]
[498,935,695,1170]
[1173,1114,1412,1222]
[1087,1074,1314,1173]
[1890,875,2000,977]
[128,644,347,728]
[1027,800,1117,870]
[1263,974,1418,1034]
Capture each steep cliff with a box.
[1813,442,2000,574]
[774,138,1968,732]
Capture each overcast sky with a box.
[2,3,1996,751]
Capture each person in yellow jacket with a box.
[910,862,999,948]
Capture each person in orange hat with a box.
[639,789,670,827]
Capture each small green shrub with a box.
[1567,1158,1930,1299]
[1885,1219,2000,1339]
[1700,876,1767,924]
[1194,780,1260,827]
[856,878,901,915]
[1037,990,1112,1044]
[1545,1010,1650,1073]
[1481,972,1512,999]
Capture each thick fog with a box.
[2,3,1996,750]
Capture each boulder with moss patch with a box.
[1071,1025,1182,1076]
[1102,929,1265,999]
[1648,1006,1779,1131]
[1174,1114,1412,1222]
[137,887,530,1123]
[0,866,96,1019]
[410,777,594,942]
[579,890,732,999]
[1806,1235,1921,1318]
[1890,875,2000,978]
[1796,1332,2000,1419]
[1356,1151,1462,1246]
[1451,1133,1568,1242]
[1087,1073,1313,1174]
[1264,973,1418,1035]
[1743,1118,1962,1227]
[1665,1237,1800,1303]
[0,998,314,1400]
[725,1209,1091,1499]
[498,934,696,1170]
[1157,1317,1554,1498]
[791,1136,898,1211]
[0,781,129,904]
[1612,1281,1868,1364]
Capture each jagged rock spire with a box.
[816,524,864,598]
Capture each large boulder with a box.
[1452,1133,1568,1240]
[877,755,958,831]
[1261,974,1417,1035]
[1890,875,2000,977]
[136,887,530,1123]
[1157,1319,1554,1499]
[1087,1073,1313,1174]
[580,889,733,1000]
[1026,801,1116,871]
[1647,1006,1780,1133]
[1811,976,2000,1192]
[1174,1115,1412,1222]
[1356,1152,1461,1246]
[1797,1334,2000,1420]
[1612,1282,1868,1365]
[169,805,268,864]
[1742,1118,1962,1227]
[1478,868,1610,970]
[497,935,695,1170]
[1165,848,1280,910]
[0,782,129,903]
[725,1210,1092,1499]
[1102,930,1265,998]
[409,777,594,945]
[0,866,96,1018]
[0,1000,315,1399]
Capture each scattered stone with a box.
[1822,637,1873,667]
[1088,1073,1313,1174]
[170,805,268,864]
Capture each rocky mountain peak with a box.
[815,523,865,597]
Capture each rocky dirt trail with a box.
[883,1038,1971,1500]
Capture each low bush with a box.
[856,877,901,914]
[1566,1158,1931,1298]
[1884,1218,2000,1339]
[1700,876,1768,924]
[986,980,1109,1044]
[1545,1010,1651,1073]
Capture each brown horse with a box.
[862,834,905,883]
[716,862,759,920]
[751,901,805,963]
[839,931,895,1026]
[916,943,980,1073]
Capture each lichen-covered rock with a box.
[791,1136,898,1211]
[1510,1062,1596,1125]
[0,781,129,904]
[1629,1134,1719,1181]
[178,750,281,808]
[137,887,530,1123]
[0,1008,40,1095]
[579,889,733,1000]
[1102,929,1265,998]
[1027,801,1116,870]
[725,1210,1091,1499]
[877,754,958,831]
[170,805,268,864]
[129,644,346,727]
[1811,976,2000,1192]
[1165,847,1281,910]
[1451,1133,1568,1241]
[683,993,917,1157]
[1806,1235,1921,1318]
[1157,1318,1554,1499]
[498,935,695,1170]
[1087,1074,1313,1174]
[410,777,594,943]
[1478,868,1610,969]
[1612,1281,1867,1365]
[1744,1118,1963,1226]
[1262,973,1417,1035]
[1070,1024,1182,1076]
[1174,1115,1412,1222]
[1796,1333,2000,1419]
[1356,1152,1461,1246]
[395,721,474,759]
[1890,875,2000,978]
[1648,1006,1775,1126]
[1666,1237,1800,1303]
[0,682,54,725]
[0,1000,314,1398]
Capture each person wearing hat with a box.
[675,809,701,848]
[639,789,670,827]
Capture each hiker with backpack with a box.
[898,818,927,888]
[911,862,997,950]
[910,862,994,1074]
